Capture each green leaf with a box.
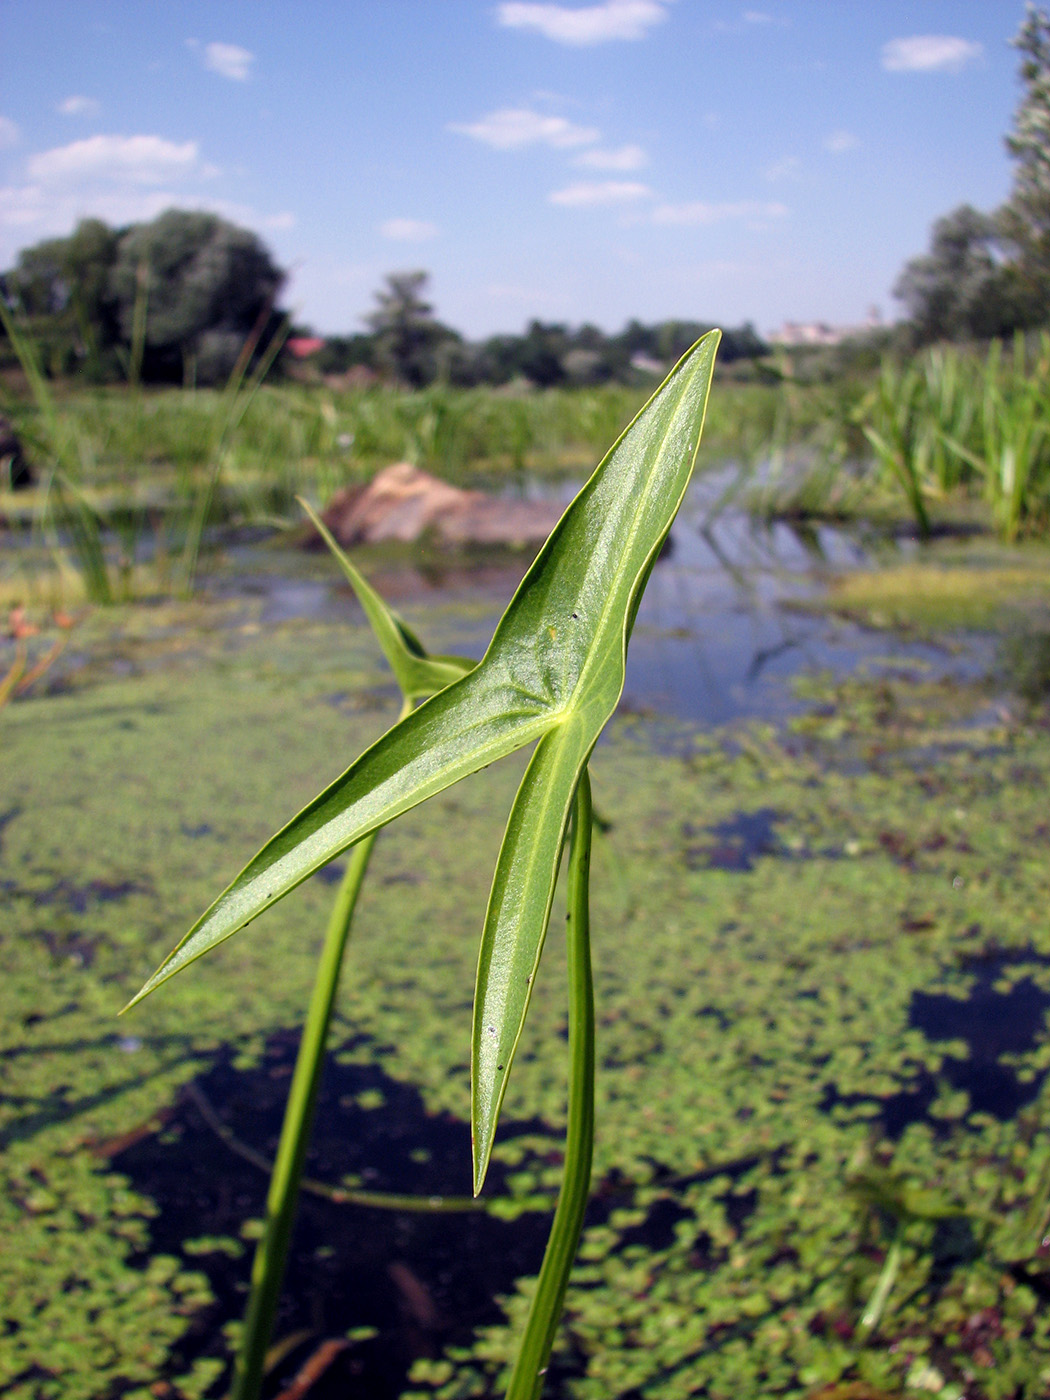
[128,330,720,1173]
[472,718,590,1190]
[298,496,474,699]
[125,655,555,1009]
[469,330,719,1185]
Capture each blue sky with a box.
[0,1,1031,339]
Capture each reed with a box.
[952,333,1050,541]
[0,299,288,602]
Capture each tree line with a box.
[312,269,766,388]
[0,217,765,390]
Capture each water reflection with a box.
[213,482,994,729]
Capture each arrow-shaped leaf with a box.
[469,331,719,1186]
[128,331,720,1180]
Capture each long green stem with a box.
[230,819,383,1400]
[505,768,595,1400]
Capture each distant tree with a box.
[365,271,460,387]
[892,7,1050,342]
[612,319,658,360]
[893,205,1019,343]
[720,322,768,362]
[109,209,285,383]
[515,321,570,387]
[4,219,121,376]
[470,334,523,385]
[999,4,1050,318]
[654,320,711,364]
[313,333,377,377]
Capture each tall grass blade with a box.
[178,311,291,598]
[0,298,116,602]
[48,476,113,605]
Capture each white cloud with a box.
[379,217,439,241]
[763,155,800,182]
[715,10,787,34]
[203,41,254,81]
[0,187,180,242]
[881,36,982,73]
[0,131,297,266]
[497,0,670,46]
[27,134,199,186]
[449,107,599,150]
[549,180,652,206]
[651,199,788,225]
[573,143,647,171]
[823,130,858,154]
[59,96,101,118]
[0,116,20,149]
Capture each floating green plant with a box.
[802,558,1050,632]
[6,604,1050,1395]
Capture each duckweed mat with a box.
[3,599,1050,1399]
[795,543,1050,636]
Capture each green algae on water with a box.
[4,605,1050,1397]
[798,544,1050,634]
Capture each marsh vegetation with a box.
[3,328,1050,631]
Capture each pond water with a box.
[204,476,995,730]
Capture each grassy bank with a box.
[5,333,1049,613]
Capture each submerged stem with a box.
[230,820,382,1400]
[858,1231,904,1340]
[185,1081,483,1213]
[505,767,595,1400]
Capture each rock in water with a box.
[306,462,562,549]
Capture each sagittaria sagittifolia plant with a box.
[128,329,719,1395]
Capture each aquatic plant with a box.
[950,333,1050,542]
[858,358,937,538]
[853,336,1050,541]
[0,295,286,603]
[128,332,721,1397]
[225,501,476,1400]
